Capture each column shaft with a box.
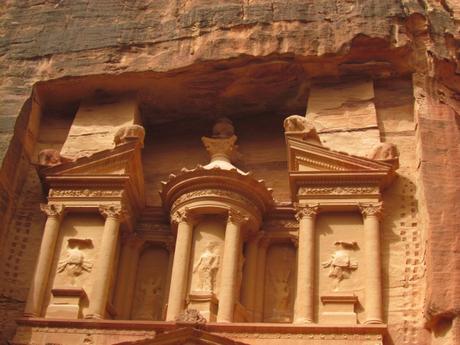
[362,209,383,324]
[241,237,259,320]
[293,205,318,324]
[24,204,63,317]
[217,218,242,322]
[166,218,194,320]
[88,208,122,319]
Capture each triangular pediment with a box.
[114,327,249,345]
[286,136,394,173]
[39,141,142,176]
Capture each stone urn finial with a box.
[201,118,242,170]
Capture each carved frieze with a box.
[299,186,379,195]
[49,189,124,198]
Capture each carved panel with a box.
[263,243,296,323]
[131,246,169,320]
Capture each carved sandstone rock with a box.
[283,115,322,146]
[37,149,73,167]
[114,124,145,147]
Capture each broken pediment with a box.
[285,136,398,202]
[114,327,249,345]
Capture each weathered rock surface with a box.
[0,1,459,345]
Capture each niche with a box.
[263,243,296,322]
[131,245,169,320]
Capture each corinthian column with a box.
[24,204,64,317]
[359,202,384,324]
[217,209,247,322]
[87,205,125,319]
[293,204,319,324]
[166,209,195,321]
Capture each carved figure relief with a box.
[322,241,359,290]
[131,247,169,320]
[264,245,295,322]
[57,239,93,285]
[193,241,220,293]
[132,276,163,320]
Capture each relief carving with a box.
[295,204,319,220]
[37,149,74,167]
[113,124,145,147]
[359,202,383,218]
[322,241,359,291]
[49,189,124,198]
[57,239,93,285]
[298,186,379,195]
[175,309,207,324]
[132,276,163,320]
[283,115,322,145]
[99,204,126,220]
[193,241,220,293]
[40,203,64,218]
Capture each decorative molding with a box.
[295,204,319,220]
[299,186,379,195]
[49,189,124,198]
[172,189,258,214]
[40,203,64,218]
[227,208,249,225]
[99,204,126,220]
[359,202,383,218]
[295,155,347,171]
[170,208,194,225]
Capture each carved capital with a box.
[295,204,319,221]
[171,208,194,225]
[359,202,383,219]
[40,203,64,218]
[99,204,126,220]
[227,208,249,225]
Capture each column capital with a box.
[40,203,64,218]
[359,202,383,219]
[171,208,195,225]
[227,208,249,225]
[295,203,319,221]
[99,204,126,220]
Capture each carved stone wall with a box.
[131,246,169,320]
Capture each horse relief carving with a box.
[322,241,358,290]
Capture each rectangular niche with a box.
[131,245,169,320]
[316,212,365,324]
[45,213,104,318]
[188,216,225,321]
[263,243,296,323]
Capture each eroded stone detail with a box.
[113,124,145,147]
[359,202,383,218]
[98,204,125,219]
[57,239,93,285]
[295,204,319,220]
[37,149,74,167]
[192,241,220,293]
[175,309,207,323]
[322,241,359,291]
[299,186,379,195]
[40,203,64,217]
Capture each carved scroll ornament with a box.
[99,204,126,220]
[227,208,249,225]
[359,202,383,218]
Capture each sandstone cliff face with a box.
[0,1,459,345]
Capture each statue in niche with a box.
[57,239,92,285]
[322,241,358,290]
[193,241,220,293]
[132,276,163,320]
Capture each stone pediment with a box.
[114,327,249,345]
[285,136,398,201]
[38,141,143,177]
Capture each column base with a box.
[364,318,384,324]
[293,317,314,324]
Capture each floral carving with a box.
[99,204,126,220]
[299,186,379,195]
[175,309,207,323]
[227,208,249,225]
[295,204,319,220]
[359,202,383,218]
[50,189,124,198]
[40,203,64,217]
[170,208,194,224]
